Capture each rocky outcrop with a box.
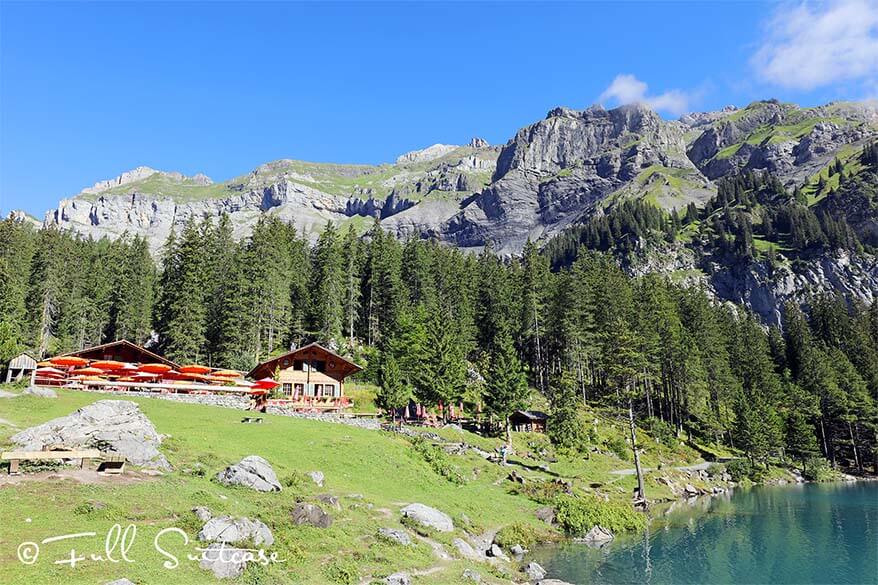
[439,103,712,254]
[687,100,878,185]
[708,251,878,326]
[216,456,281,492]
[10,400,169,468]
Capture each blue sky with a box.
[2,1,877,216]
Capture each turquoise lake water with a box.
[531,482,878,584]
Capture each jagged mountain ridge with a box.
[36,99,878,258]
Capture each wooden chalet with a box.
[510,410,549,433]
[5,353,36,383]
[60,339,178,367]
[247,343,362,410]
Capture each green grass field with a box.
[0,389,722,584]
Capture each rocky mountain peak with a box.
[468,137,490,148]
[78,166,213,196]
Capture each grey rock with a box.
[198,515,274,546]
[452,537,481,560]
[199,542,248,579]
[291,503,332,528]
[193,506,212,523]
[104,580,136,585]
[580,525,614,543]
[308,470,325,487]
[400,503,454,533]
[684,484,700,496]
[10,400,169,468]
[22,386,57,398]
[462,568,482,583]
[317,494,340,509]
[0,390,19,398]
[487,543,509,561]
[524,561,547,581]
[378,527,412,546]
[216,455,281,492]
[510,543,528,558]
[538,580,576,585]
[535,506,555,524]
[385,572,411,585]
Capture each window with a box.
[294,383,304,397]
[314,384,323,396]
[282,383,292,396]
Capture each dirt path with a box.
[0,468,160,487]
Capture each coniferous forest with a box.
[2,147,877,477]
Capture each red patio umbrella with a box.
[251,378,280,390]
[35,367,65,376]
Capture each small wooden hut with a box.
[510,410,549,433]
[5,353,36,383]
[59,340,178,367]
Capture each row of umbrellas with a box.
[34,356,279,394]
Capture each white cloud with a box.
[752,0,878,90]
[598,74,692,116]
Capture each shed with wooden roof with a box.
[5,353,37,383]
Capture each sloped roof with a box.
[61,340,178,367]
[511,410,549,421]
[247,342,363,381]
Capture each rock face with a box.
[709,251,878,326]
[10,400,169,468]
[439,103,713,254]
[43,142,499,256]
[385,572,412,585]
[400,503,454,533]
[198,515,274,546]
[215,456,281,492]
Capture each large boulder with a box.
[199,543,248,579]
[291,503,332,528]
[400,503,454,533]
[198,515,274,546]
[10,400,169,468]
[216,456,281,492]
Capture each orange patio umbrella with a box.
[212,369,242,378]
[37,361,53,367]
[35,367,65,376]
[71,367,105,376]
[140,363,172,374]
[179,364,211,375]
[50,356,89,367]
[92,360,127,370]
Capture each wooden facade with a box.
[248,343,362,410]
[5,353,36,383]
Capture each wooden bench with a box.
[241,417,264,424]
[1,449,103,475]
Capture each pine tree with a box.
[377,351,410,424]
[484,330,528,447]
[311,222,345,344]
